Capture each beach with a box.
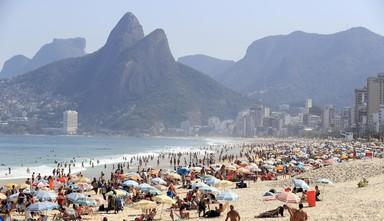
[1,137,384,221]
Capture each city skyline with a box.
[1,0,384,67]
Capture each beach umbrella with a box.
[236,167,252,174]
[0,193,6,200]
[76,182,93,191]
[176,167,191,176]
[8,193,19,202]
[292,179,309,190]
[89,195,105,204]
[201,175,215,180]
[151,177,167,185]
[200,186,220,195]
[204,177,220,186]
[33,182,48,188]
[216,191,239,201]
[56,177,67,183]
[73,198,98,207]
[106,189,130,197]
[214,180,233,188]
[225,165,237,171]
[77,177,91,183]
[168,173,181,180]
[126,172,142,181]
[153,194,176,205]
[141,186,162,195]
[28,202,59,212]
[132,200,157,210]
[276,192,300,203]
[5,183,18,189]
[191,167,202,172]
[123,180,139,188]
[18,183,30,189]
[35,191,57,201]
[316,178,334,185]
[245,165,259,172]
[139,183,152,189]
[67,192,86,202]
[192,182,208,189]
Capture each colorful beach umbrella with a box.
[217,191,239,201]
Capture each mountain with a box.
[2,12,249,132]
[0,38,86,78]
[178,54,235,78]
[217,27,384,106]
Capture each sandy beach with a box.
[1,138,384,221]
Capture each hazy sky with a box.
[1,0,383,67]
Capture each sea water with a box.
[0,135,227,180]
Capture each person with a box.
[225,205,240,221]
[203,203,223,218]
[315,186,321,201]
[284,203,308,221]
[255,206,284,218]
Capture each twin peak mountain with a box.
[9,12,249,131]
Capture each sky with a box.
[0,0,384,68]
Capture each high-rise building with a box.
[342,107,352,131]
[63,110,78,135]
[366,73,384,132]
[322,105,335,132]
[305,98,312,113]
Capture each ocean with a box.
[0,135,226,180]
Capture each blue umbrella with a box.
[139,183,152,190]
[28,202,59,212]
[151,177,167,185]
[200,186,220,194]
[35,191,57,201]
[192,182,208,189]
[74,198,97,207]
[176,167,191,176]
[67,192,86,202]
[204,177,220,186]
[217,191,239,201]
[123,180,139,188]
[292,179,309,190]
[141,186,162,195]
